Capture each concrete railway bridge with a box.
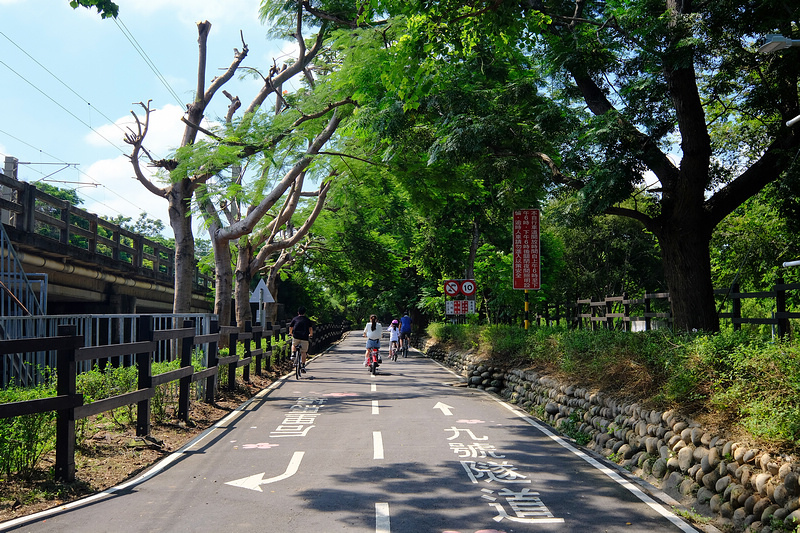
[0,158,213,317]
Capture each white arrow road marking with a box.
[433,402,454,416]
[375,502,391,533]
[225,451,305,492]
[373,431,384,460]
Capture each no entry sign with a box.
[513,209,541,290]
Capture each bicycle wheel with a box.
[370,359,377,375]
[295,347,302,379]
[403,341,409,358]
[391,345,397,362]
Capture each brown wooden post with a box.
[731,282,741,332]
[178,319,194,422]
[623,293,630,332]
[228,331,238,391]
[205,320,219,403]
[645,296,652,331]
[136,316,153,437]
[776,277,789,338]
[242,323,251,383]
[55,324,78,482]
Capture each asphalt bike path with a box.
[1,333,699,533]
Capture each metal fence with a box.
[0,314,216,388]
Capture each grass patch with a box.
[426,323,800,452]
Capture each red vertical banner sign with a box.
[513,209,541,290]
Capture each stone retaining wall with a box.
[424,341,800,533]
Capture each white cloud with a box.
[80,101,223,236]
[79,155,169,228]
[121,0,265,31]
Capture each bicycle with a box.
[400,334,410,358]
[367,346,380,375]
[390,341,399,362]
[293,343,303,380]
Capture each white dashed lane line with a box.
[375,502,391,533]
[373,431,384,460]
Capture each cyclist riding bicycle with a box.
[387,319,400,359]
[363,314,382,367]
[289,306,314,373]
[399,312,412,353]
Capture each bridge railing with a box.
[0,316,350,482]
[0,172,213,292]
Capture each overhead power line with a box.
[0,58,130,157]
[113,17,185,108]
[0,127,151,218]
[0,30,132,144]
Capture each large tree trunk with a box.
[212,234,233,326]
[168,181,195,313]
[234,236,254,327]
[655,219,718,332]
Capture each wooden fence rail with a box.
[531,277,800,336]
[0,316,349,482]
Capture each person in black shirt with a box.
[288,306,314,372]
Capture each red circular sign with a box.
[444,280,461,296]
[460,280,476,296]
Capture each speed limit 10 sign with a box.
[460,280,476,296]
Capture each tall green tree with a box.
[346,0,800,331]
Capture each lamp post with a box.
[758,34,800,127]
[758,34,800,53]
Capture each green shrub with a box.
[77,363,137,428]
[151,359,181,423]
[0,372,57,478]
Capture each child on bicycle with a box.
[387,319,400,359]
[363,314,382,367]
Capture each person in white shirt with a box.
[363,314,382,366]
[387,319,400,358]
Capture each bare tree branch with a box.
[123,101,168,198]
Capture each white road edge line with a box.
[375,502,391,533]
[373,431,384,460]
[372,399,379,415]
[0,371,292,531]
[428,357,698,533]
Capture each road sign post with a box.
[443,279,477,318]
[513,209,541,329]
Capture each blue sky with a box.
[0,0,295,234]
